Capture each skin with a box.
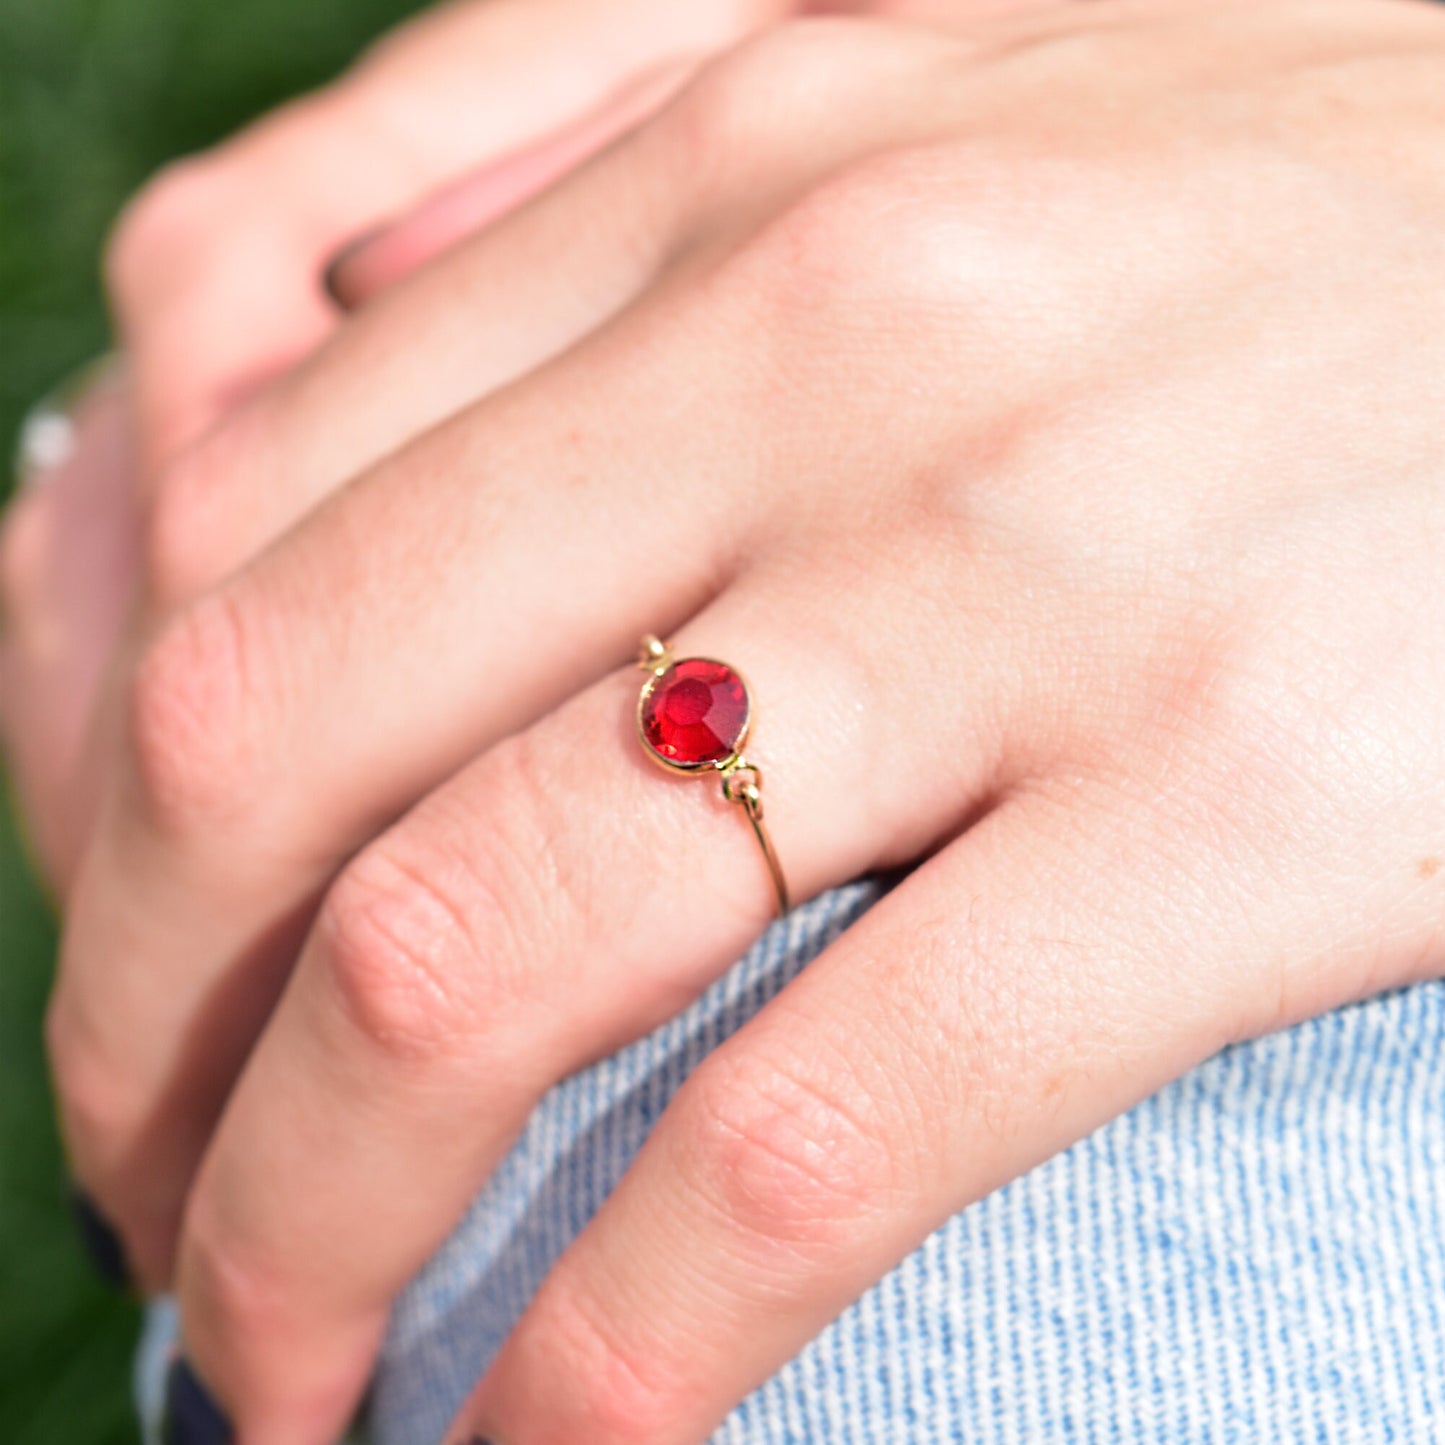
[1,0,791,895]
[4,0,1445,1442]
[2,365,140,885]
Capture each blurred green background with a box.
[1,1,423,1438]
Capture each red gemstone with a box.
[640,658,750,767]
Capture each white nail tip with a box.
[13,351,124,492]
[17,407,78,487]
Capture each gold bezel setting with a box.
[636,649,753,774]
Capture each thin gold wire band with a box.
[636,634,791,918]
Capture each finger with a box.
[43,59,732,1169]
[141,57,712,607]
[323,55,701,310]
[140,14,943,607]
[62,37,727,954]
[57,14,996,1292]
[107,0,774,465]
[0,362,142,892]
[51,239,773,1288]
[442,771,1348,1445]
[167,555,1026,1442]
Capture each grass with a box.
[0,1,423,1438]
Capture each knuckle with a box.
[104,156,218,306]
[317,836,514,1066]
[751,149,966,319]
[528,1288,681,1445]
[181,1201,365,1427]
[668,18,865,183]
[679,1045,900,1255]
[668,30,779,168]
[182,1168,371,1420]
[717,16,874,105]
[127,592,261,834]
[313,730,582,1069]
[749,173,884,312]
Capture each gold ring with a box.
[635,634,790,918]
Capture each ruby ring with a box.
[635,634,791,918]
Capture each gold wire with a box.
[734,780,791,918]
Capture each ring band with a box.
[635,634,791,918]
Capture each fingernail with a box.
[162,1356,232,1445]
[67,1186,133,1290]
[14,352,124,491]
[321,229,379,311]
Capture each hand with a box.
[1,0,780,898]
[0,0,1028,898]
[42,1,1445,1442]
[105,0,789,470]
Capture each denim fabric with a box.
[137,876,1445,1443]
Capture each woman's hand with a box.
[35,0,1445,1440]
[0,0,790,898]
[0,0,1027,898]
[107,0,793,470]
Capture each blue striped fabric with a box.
[136,877,1445,1442]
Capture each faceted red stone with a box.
[640,657,750,767]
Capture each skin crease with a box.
[2,0,1445,1442]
